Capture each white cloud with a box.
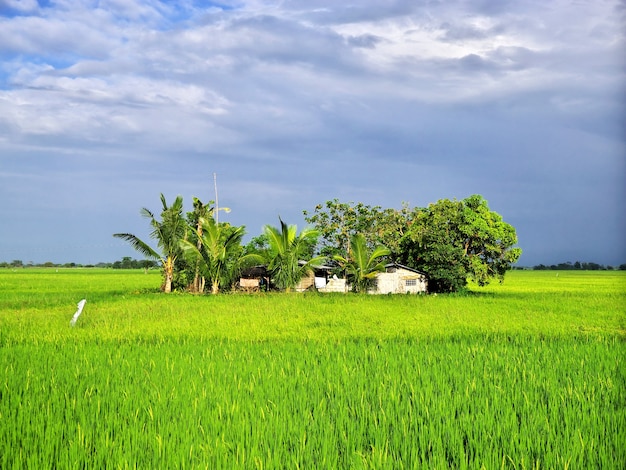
[0,0,624,265]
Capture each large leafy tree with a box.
[179,216,260,294]
[263,218,324,292]
[303,199,412,260]
[303,200,382,258]
[459,195,522,285]
[400,195,522,292]
[114,194,186,293]
[333,233,391,293]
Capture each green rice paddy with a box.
[1,269,624,468]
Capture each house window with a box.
[405,279,417,287]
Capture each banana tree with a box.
[114,194,186,293]
[180,216,261,294]
[333,233,390,293]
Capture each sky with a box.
[0,0,624,267]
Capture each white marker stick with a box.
[70,299,87,327]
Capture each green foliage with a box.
[460,195,522,283]
[399,198,467,292]
[263,218,324,291]
[306,196,521,292]
[333,233,391,292]
[534,261,617,270]
[303,199,411,260]
[111,257,156,269]
[113,193,522,294]
[179,217,261,294]
[400,195,521,292]
[242,233,270,258]
[113,194,186,293]
[182,197,216,292]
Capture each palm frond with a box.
[369,245,392,265]
[113,233,161,260]
[140,207,155,220]
[264,224,284,257]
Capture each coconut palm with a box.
[264,217,324,292]
[333,233,391,293]
[180,216,261,294]
[114,194,186,293]
[185,197,231,293]
[187,197,212,293]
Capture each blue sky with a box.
[0,0,624,266]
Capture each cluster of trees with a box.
[114,195,324,293]
[0,258,156,269]
[111,257,158,270]
[302,195,522,293]
[1,260,95,268]
[113,193,523,294]
[533,262,625,271]
[4,260,58,268]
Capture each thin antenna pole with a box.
[214,172,219,223]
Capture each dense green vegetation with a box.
[109,193,523,294]
[533,261,626,271]
[303,195,522,292]
[0,269,624,468]
[332,233,391,294]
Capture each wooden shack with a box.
[239,265,270,292]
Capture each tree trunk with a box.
[191,271,205,294]
[192,219,204,292]
[163,257,174,293]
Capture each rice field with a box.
[0,269,624,468]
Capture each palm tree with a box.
[333,233,390,293]
[114,194,186,293]
[179,216,261,294]
[185,197,233,293]
[264,217,324,292]
[187,197,212,293]
[187,197,230,293]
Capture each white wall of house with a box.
[370,268,427,294]
[318,276,348,293]
[297,272,349,293]
[284,265,427,295]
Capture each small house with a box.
[295,264,348,293]
[239,265,270,292]
[368,263,427,294]
[239,263,348,293]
